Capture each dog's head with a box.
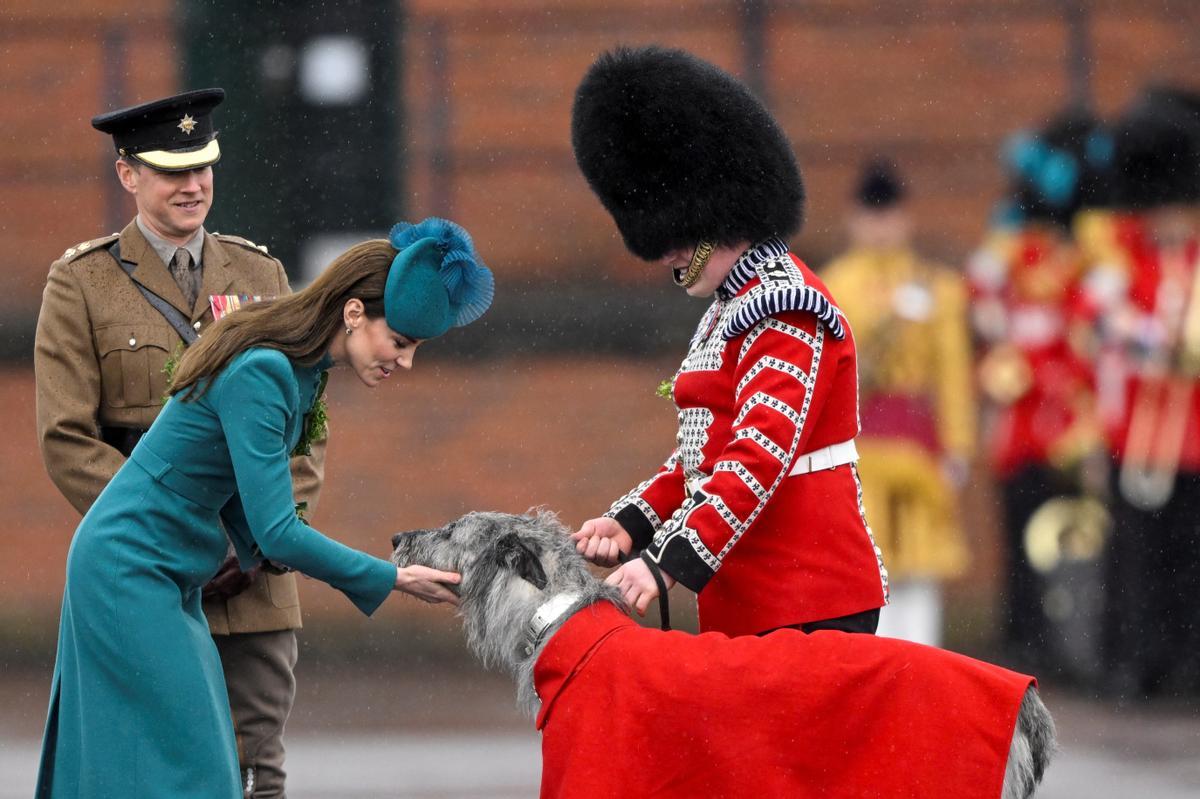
[392,510,594,681]
[390,510,561,600]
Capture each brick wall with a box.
[403,0,1200,277]
[3,1,1198,324]
[0,1,176,322]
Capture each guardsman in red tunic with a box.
[568,46,888,637]
[1090,90,1200,698]
[967,110,1108,677]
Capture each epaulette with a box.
[723,248,846,341]
[724,284,846,341]
[213,232,273,256]
[59,233,119,262]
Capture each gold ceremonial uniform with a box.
[822,247,974,580]
[35,219,325,633]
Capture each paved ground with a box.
[4,667,1198,797]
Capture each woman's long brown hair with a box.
[169,239,396,400]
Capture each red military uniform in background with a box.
[969,225,1097,478]
[1083,88,1200,697]
[607,239,889,636]
[1094,216,1200,472]
[1085,208,1200,697]
[967,222,1099,672]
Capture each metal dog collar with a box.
[524,592,582,656]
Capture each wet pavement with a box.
[3,667,1197,797]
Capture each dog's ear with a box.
[493,532,548,590]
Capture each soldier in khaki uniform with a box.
[34,88,324,797]
[821,160,975,647]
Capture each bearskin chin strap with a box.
[674,241,715,288]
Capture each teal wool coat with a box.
[36,348,397,798]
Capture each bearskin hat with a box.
[1140,84,1200,125]
[1110,94,1200,210]
[571,45,804,261]
[1005,109,1113,227]
[854,158,906,208]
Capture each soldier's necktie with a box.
[170,247,199,309]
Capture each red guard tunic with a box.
[535,602,1035,799]
[966,226,1097,478]
[1095,216,1200,469]
[607,239,889,636]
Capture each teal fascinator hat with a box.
[384,218,495,339]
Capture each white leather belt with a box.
[789,438,859,476]
[682,439,859,495]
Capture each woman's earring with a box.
[346,326,352,335]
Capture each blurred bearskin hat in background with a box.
[1004,108,1114,228]
[854,158,907,208]
[1140,84,1200,127]
[571,45,804,261]
[1110,87,1200,210]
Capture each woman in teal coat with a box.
[36,218,494,797]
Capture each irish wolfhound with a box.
[392,510,1055,799]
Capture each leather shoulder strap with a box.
[107,240,198,346]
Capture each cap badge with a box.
[177,114,197,134]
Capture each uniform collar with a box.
[135,215,205,270]
[119,221,191,315]
[533,601,634,729]
[716,237,790,300]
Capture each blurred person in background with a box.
[33,88,325,797]
[569,45,889,638]
[1084,89,1200,699]
[820,159,974,647]
[966,110,1110,679]
[35,218,489,797]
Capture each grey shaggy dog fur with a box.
[391,510,1056,799]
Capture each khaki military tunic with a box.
[35,219,325,633]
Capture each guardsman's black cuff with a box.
[612,504,656,552]
[648,533,715,593]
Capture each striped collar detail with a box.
[717,237,790,300]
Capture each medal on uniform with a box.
[210,293,267,321]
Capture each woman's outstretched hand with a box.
[571,517,632,567]
[395,565,461,605]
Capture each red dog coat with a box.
[536,603,1034,798]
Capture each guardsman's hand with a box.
[604,558,676,616]
[570,517,632,567]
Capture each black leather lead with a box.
[107,241,199,345]
[638,551,672,632]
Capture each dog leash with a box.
[618,550,671,632]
